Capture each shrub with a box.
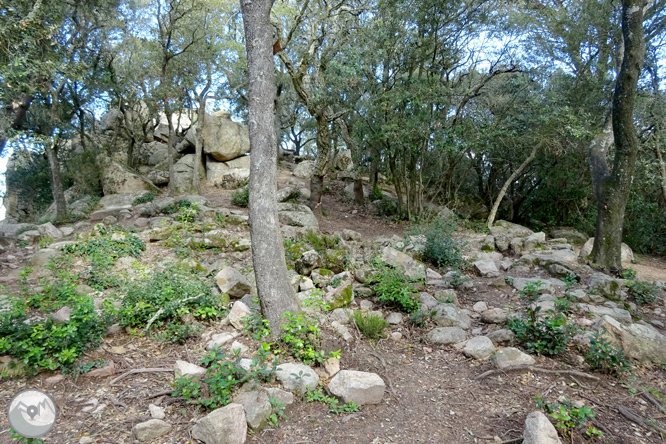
[421,218,465,269]
[584,329,632,375]
[280,311,338,365]
[535,396,603,438]
[626,280,659,305]
[369,265,420,313]
[132,192,157,206]
[352,311,387,339]
[303,229,340,254]
[232,187,249,207]
[306,384,359,414]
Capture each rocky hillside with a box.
[1,165,666,444]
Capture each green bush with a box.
[303,229,340,254]
[584,329,632,375]
[232,187,249,207]
[352,311,387,339]
[280,311,339,365]
[626,280,659,305]
[132,192,157,206]
[535,396,603,438]
[420,218,465,269]
[369,265,420,313]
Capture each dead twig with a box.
[475,365,600,382]
[147,389,175,399]
[642,391,666,416]
[109,368,173,386]
[617,405,666,435]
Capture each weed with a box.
[175,202,199,223]
[585,329,632,375]
[155,322,204,344]
[409,309,431,327]
[303,229,340,254]
[369,265,420,313]
[268,397,288,427]
[626,280,659,305]
[39,236,54,249]
[448,271,470,289]
[306,384,360,414]
[535,396,602,438]
[352,311,387,339]
[284,189,303,204]
[279,311,338,365]
[244,307,272,340]
[18,240,28,248]
[132,192,157,206]
[621,268,637,280]
[563,273,577,289]
[232,187,249,207]
[419,218,465,269]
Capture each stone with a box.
[523,411,562,444]
[149,404,166,420]
[580,238,634,262]
[264,388,294,407]
[275,363,319,393]
[293,160,316,179]
[299,277,315,291]
[100,158,158,196]
[171,154,205,195]
[331,321,354,342]
[202,113,250,161]
[30,248,58,268]
[341,229,362,242]
[102,215,118,225]
[489,220,534,252]
[329,308,353,324]
[324,285,353,310]
[595,315,666,364]
[51,306,72,323]
[174,360,207,377]
[37,222,63,239]
[206,331,241,350]
[278,203,319,231]
[333,150,353,171]
[228,301,251,330]
[207,162,250,189]
[133,419,172,442]
[428,327,467,345]
[473,259,500,277]
[328,370,385,406]
[216,267,252,298]
[80,437,94,444]
[550,228,587,244]
[577,304,632,324]
[324,357,341,377]
[45,374,65,386]
[493,347,536,369]
[481,308,509,324]
[510,277,554,294]
[386,312,403,324]
[379,246,426,280]
[135,141,169,166]
[191,403,247,444]
[431,304,471,329]
[89,205,132,222]
[463,336,495,360]
[586,272,623,300]
[523,232,546,250]
[229,341,249,355]
[487,329,516,346]
[233,390,272,430]
[419,292,439,309]
[473,301,489,312]
[546,263,577,279]
[295,250,322,276]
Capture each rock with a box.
[37,222,63,239]
[481,308,509,324]
[295,250,322,276]
[331,321,353,342]
[229,341,249,355]
[324,357,341,377]
[100,158,158,196]
[341,229,362,242]
[83,361,116,377]
[45,374,65,386]
[100,108,123,132]
[489,220,534,252]
[202,113,250,161]
[463,336,495,360]
[379,246,426,280]
[216,267,252,298]
[473,259,500,277]
[206,331,241,350]
[595,315,666,364]
[30,248,58,268]
[275,363,319,393]
[473,301,489,312]
[493,347,536,369]
[207,162,250,189]
[293,160,316,179]
[324,285,354,310]
[586,272,623,301]
[427,327,467,345]
[328,370,385,406]
[329,308,353,324]
[228,301,251,330]
[135,141,169,166]
[386,312,403,324]
[510,278,553,294]
[580,238,634,262]
[550,228,587,244]
[171,154,205,195]
[431,304,471,329]
[523,411,562,444]
[487,329,516,346]
[174,360,207,377]
[332,150,353,171]
[546,263,577,279]
[577,304,632,324]
[233,390,272,430]
[191,403,247,444]
[90,205,132,222]
[419,292,439,309]
[149,404,166,420]
[133,419,172,442]
[264,388,294,407]
[79,437,94,444]
[277,203,319,231]
[299,277,315,291]
[523,232,546,250]
[51,306,72,323]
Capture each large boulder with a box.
[171,154,205,195]
[277,203,319,231]
[191,403,247,444]
[207,162,250,189]
[580,238,634,263]
[293,160,316,179]
[431,303,471,329]
[586,272,623,300]
[328,370,385,406]
[332,150,353,171]
[99,157,158,195]
[202,112,250,161]
[216,267,252,298]
[489,220,534,252]
[595,315,666,364]
[379,246,426,280]
[135,141,169,166]
[549,227,587,244]
[99,109,124,132]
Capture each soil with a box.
[1,173,666,444]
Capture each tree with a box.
[589,0,647,274]
[241,0,300,333]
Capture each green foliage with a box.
[162,199,194,215]
[626,280,659,305]
[305,384,360,414]
[369,265,420,313]
[303,229,340,254]
[175,202,199,223]
[132,192,157,205]
[449,271,470,289]
[279,311,338,365]
[585,329,632,375]
[535,396,602,438]
[39,235,54,249]
[61,226,145,289]
[621,268,637,280]
[10,430,44,444]
[419,218,465,269]
[119,268,225,332]
[232,187,249,207]
[352,311,387,339]
[284,189,303,203]
[409,309,431,327]
[244,307,272,340]
[268,397,288,427]
[155,322,205,344]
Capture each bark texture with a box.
[241,0,300,333]
[589,0,646,274]
[44,138,67,220]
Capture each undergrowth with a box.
[368,262,421,313]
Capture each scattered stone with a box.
[473,301,489,312]
[45,374,65,386]
[511,278,553,294]
[278,203,319,231]
[487,329,516,346]
[216,267,252,298]
[191,403,247,444]
[463,336,495,360]
[299,277,315,291]
[83,361,116,377]
[51,306,72,323]
[228,301,251,330]
[275,363,319,393]
[149,404,166,420]
[329,308,352,324]
[233,390,272,430]
[386,312,403,324]
[586,272,622,301]
[174,360,207,377]
[331,321,354,342]
[80,437,94,444]
[427,327,467,345]
[431,304,471,329]
[379,246,426,280]
[391,332,403,341]
[523,411,562,444]
[264,388,294,407]
[578,303,632,324]
[328,370,385,406]
[30,248,58,268]
[473,259,500,277]
[360,300,373,311]
[493,347,536,369]
[419,292,439,310]
[37,222,63,239]
[341,229,362,242]
[324,357,341,377]
[324,285,353,309]
[206,331,241,351]
[133,419,172,443]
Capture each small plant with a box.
[244,308,272,340]
[420,218,466,269]
[284,189,303,204]
[303,229,340,254]
[369,265,420,313]
[155,322,204,344]
[38,236,54,249]
[449,271,470,289]
[626,280,659,305]
[520,281,542,302]
[535,396,602,438]
[305,384,360,415]
[563,273,577,289]
[621,268,637,280]
[175,202,199,223]
[232,187,249,207]
[268,397,288,427]
[132,192,157,206]
[280,311,338,365]
[352,311,387,339]
[554,293,575,313]
[409,309,431,327]
[18,240,29,248]
[585,329,632,375]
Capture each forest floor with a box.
[1,167,666,444]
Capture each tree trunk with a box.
[487,144,538,229]
[655,143,666,204]
[0,93,33,157]
[309,113,331,213]
[589,0,646,274]
[241,0,300,334]
[44,138,67,221]
[334,117,364,204]
[193,101,206,194]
